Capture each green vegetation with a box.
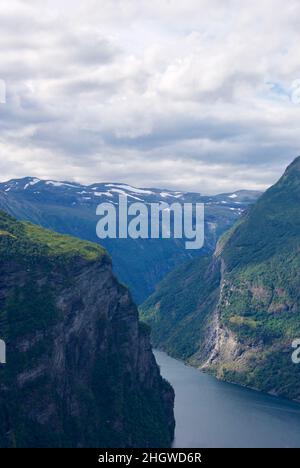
[0,182,260,304]
[140,256,221,359]
[141,156,300,401]
[0,210,174,448]
[0,210,107,263]
[23,222,106,261]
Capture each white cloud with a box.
[0,0,300,192]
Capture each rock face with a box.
[141,157,300,401]
[0,211,174,447]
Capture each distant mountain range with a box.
[0,177,262,303]
[141,156,300,401]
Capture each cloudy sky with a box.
[1,0,300,193]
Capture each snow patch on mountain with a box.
[105,184,153,195]
[45,181,79,188]
[24,178,40,190]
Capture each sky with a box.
[0,0,300,194]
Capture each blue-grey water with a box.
[155,350,300,448]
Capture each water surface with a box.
[155,350,300,448]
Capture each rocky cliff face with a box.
[0,211,174,447]
[142,157,300,401]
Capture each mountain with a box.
[141,156,300,401]
[0,177,262,303]
[0,210,174,447]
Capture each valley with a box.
[0,178,261,303]
[1,158,300,447]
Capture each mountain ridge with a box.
[0,177,262,303]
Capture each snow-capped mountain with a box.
[0,177,261,211]
[0,177,262,303]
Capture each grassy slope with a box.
[0,210,107,263]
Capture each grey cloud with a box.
[0,0,300,194]
[59,34,121,66]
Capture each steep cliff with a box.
[0,211,174,447]
[141,157,300,401]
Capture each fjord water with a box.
[155,351,300,448]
